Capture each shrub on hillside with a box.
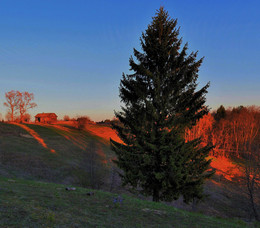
[74,116,92,130]
[23,113,31,122]
[63,115,70,121]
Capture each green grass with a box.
[0,122,114,189]
[0,176,253,228]
[1,122,259,223]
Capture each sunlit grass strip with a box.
[12,122,56,153]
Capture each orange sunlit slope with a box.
[84,124,244,180]
[51,124,87,150]
[84,124,123,143]
[84,124,244,181]
[12,123,56,153]
[209,157,242,181]
[83,124,243,180]
[13,122,245,179]
[56,121,122,143]
[50,124,108,164]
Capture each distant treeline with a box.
[185,105,260,159]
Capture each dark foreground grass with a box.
[0,176,254,228]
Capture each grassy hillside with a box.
[0,122,117,190]
[0,176,251,227]
[0,122,259,223]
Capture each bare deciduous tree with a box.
[185,113,214,147]
[16,91,37,122]
[239,107,260,221]
[241,144,260,221]
[3,90,18,122]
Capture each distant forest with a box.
[185,105,260,159]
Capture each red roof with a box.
[35,113,57,118]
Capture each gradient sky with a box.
[0,0,259,121]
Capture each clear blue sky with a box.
[0,0,259,121]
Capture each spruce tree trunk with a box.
[152,189,159,202]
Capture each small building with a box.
[35,113,57,123]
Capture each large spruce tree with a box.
[111,7,214,203]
